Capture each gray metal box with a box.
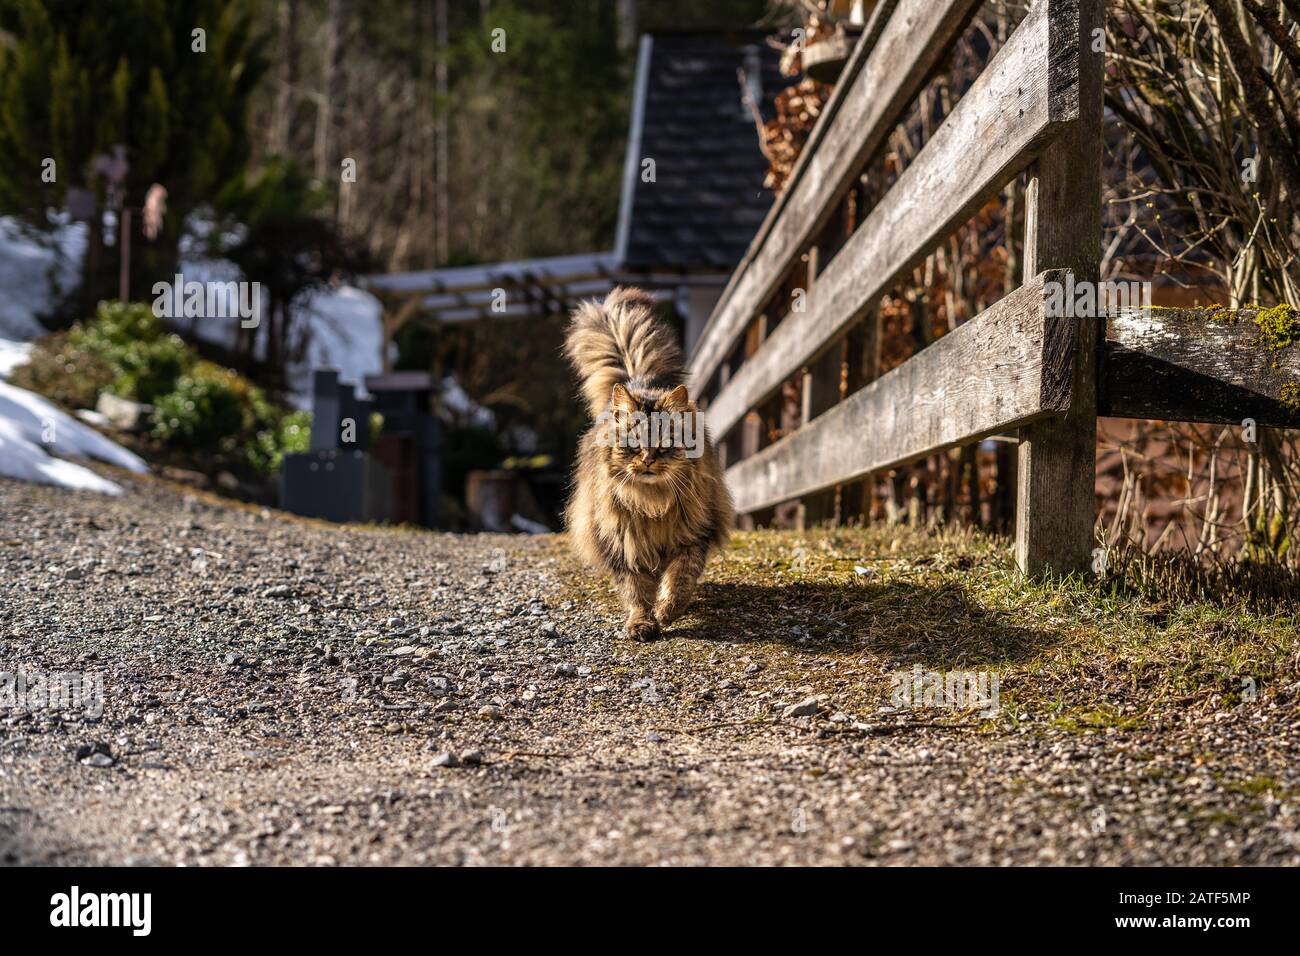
[280,449,392,524]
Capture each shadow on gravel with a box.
[671,580,1060,666]
[0,808,40,866]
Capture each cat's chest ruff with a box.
[604,503,691,571]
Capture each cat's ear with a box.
[611,383,637,415]
[659,384,692,412]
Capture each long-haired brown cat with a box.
[564,287,733,641]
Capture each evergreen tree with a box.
[212,156,364,391]
[0,0,269,321]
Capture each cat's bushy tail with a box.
[564,286,684,417]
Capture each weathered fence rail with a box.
[686,0,1298,576]
[724,271,1071,514]
[1101,307,1300,427]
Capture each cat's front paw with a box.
[626,619,661,642]
[654,601,684,627]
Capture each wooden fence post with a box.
[737,314,769,530]
[799,245,843,528]
[1015,0,1103,575]
[839,301,882,521]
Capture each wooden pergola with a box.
[358,252,725,372]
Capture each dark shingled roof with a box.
[618,31,790,274]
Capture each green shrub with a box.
[69,301,189,402]
[105,335,188,403]
[73,300,164,348]
[247,409,312,477]
[11,302,184,408]
[151,362,246,450]
[14,299,314,483]
[7,331,115,410]
[281,410,312,456]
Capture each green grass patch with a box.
[553,523,1300,731]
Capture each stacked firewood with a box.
[753,17,836,194]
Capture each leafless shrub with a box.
[1103,0,1300,565]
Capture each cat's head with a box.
[603,382,703,485]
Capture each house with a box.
[359,30,791,363]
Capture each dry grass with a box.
[556,523,1300,733]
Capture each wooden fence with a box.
[686,0,1300,576]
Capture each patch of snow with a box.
[75,408,111,428]
[0,336,142,492]
[440,375,495,429]
[0,217,85,340]
[510,513,551,534]
[0,379,146,472]
[153,252,384,408]
[292,285,385,402]
[0,378,147,495]
[1,214,385,406]
[0,214,384,495]
[0,338,33,379]
[0,421,125,494]
[435,374,537,450]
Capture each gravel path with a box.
[2,473,1298,865]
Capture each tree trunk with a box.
[434,0,450,265]
[316,0,347,184]
[617,0,638,58]
[269,0,300,156]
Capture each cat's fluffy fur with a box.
[564,287,733,640]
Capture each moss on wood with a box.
[1254,303,1298,351]
[1280,382,1300,414]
